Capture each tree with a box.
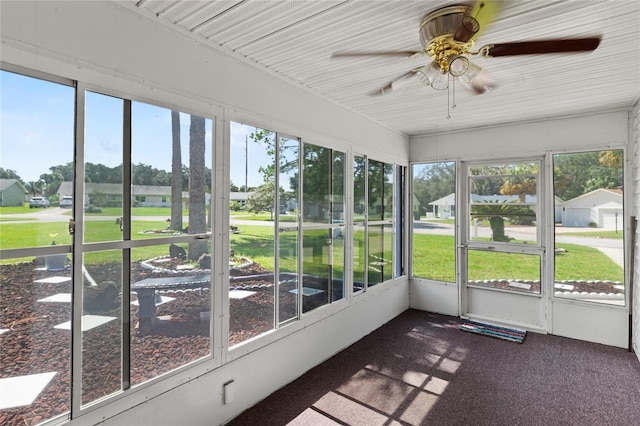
[0,167,23,183]
[413,162,455,214]
[471,200,533,242]
[25,181,43,197]
[246,180,276,219]
[187,115,208,261]
[39,172,62,198]
[85,162,122,183]
[598,150,623,168]
[499,164,538,202]
[170,110,183,231]
[301,144,330,221]
[250,129,277,182]
[554,151,623,200]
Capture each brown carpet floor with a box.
[227,309,640,426]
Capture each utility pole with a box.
[245,134,248,194]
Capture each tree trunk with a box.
[188,115,208,261]
[170,110,183,231]
[489,216,508,242]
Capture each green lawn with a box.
[555,243,623,281]
[0,205,50,214]
[412,234,623,283]
[230,211,297,222]
[85,207,189,217]
[412,234,456,281]
[0,220,187,248]
[556,229,623,239]
[1,217,624,285]
[230,225,348,276]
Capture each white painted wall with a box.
[0,1,410,425]
[632,99,640,361]
[409,280,458,316]
[410,112,629,162]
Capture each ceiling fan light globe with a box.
[416,68,432,86]
[416,62,441,86]
[459,61,482,84]
[448,55,469,77]
[430,69,449,90]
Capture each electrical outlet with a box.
[223,380,235,404]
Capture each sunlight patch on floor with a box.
[312,391,399,426]
[34,276,71,284]
[0,372,57,409]
[37,293,71,303]
[54,315,117,331]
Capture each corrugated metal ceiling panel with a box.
[128,0,640,136]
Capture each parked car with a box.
[60,195,73,208]
[29,197,51,208]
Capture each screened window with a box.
[553,150,625,305]
[468,163,538,245]
[411,162,456,282]
[465,161,541,294]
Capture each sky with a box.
[1,69,293,193]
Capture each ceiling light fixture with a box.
[332,2,601,119]
[419,5,484,117]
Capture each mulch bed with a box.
[0,258,280,426]
[469,278,624,295]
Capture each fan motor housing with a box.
[419,4,472,46]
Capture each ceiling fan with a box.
[332,1,601,97]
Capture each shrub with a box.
[85,204,102,213]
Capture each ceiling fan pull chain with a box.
[446,75,451,119]
[452,75,457,109]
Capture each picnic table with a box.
[131,275,210,330]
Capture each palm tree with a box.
[188,114,208,261]
[25,180,43,197]
[170,110,182,231]
[471,200,534,242]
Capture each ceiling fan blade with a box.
[331,51,423,59]
[466,69,497,95]
[371,70,418,96]
[481,37,601,57]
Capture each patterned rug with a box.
[460,321,526,343]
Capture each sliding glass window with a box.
[229,123,277,345]
[0,68,75,426]
[0,68,214,423]
[301,144,345,312]
[353,155,395,291]
[229,123,347,345]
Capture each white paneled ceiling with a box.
[125,0,640,136]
